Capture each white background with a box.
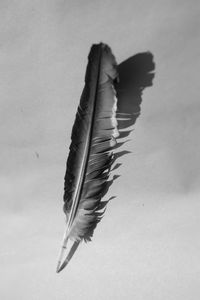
[0,1,200,299]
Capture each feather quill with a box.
[57,43,120,272]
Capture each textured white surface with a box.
[0,1,200,299]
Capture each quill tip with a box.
[56,264,61,273]
[56,242,68,273]
[56,240,81,273]
[56,259,69,273]
[56,245,68,273]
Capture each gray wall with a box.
[0,1,200,299]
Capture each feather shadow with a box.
[110,52,155,189]
[115,52,155,135]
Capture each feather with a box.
[56,43,120,273]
